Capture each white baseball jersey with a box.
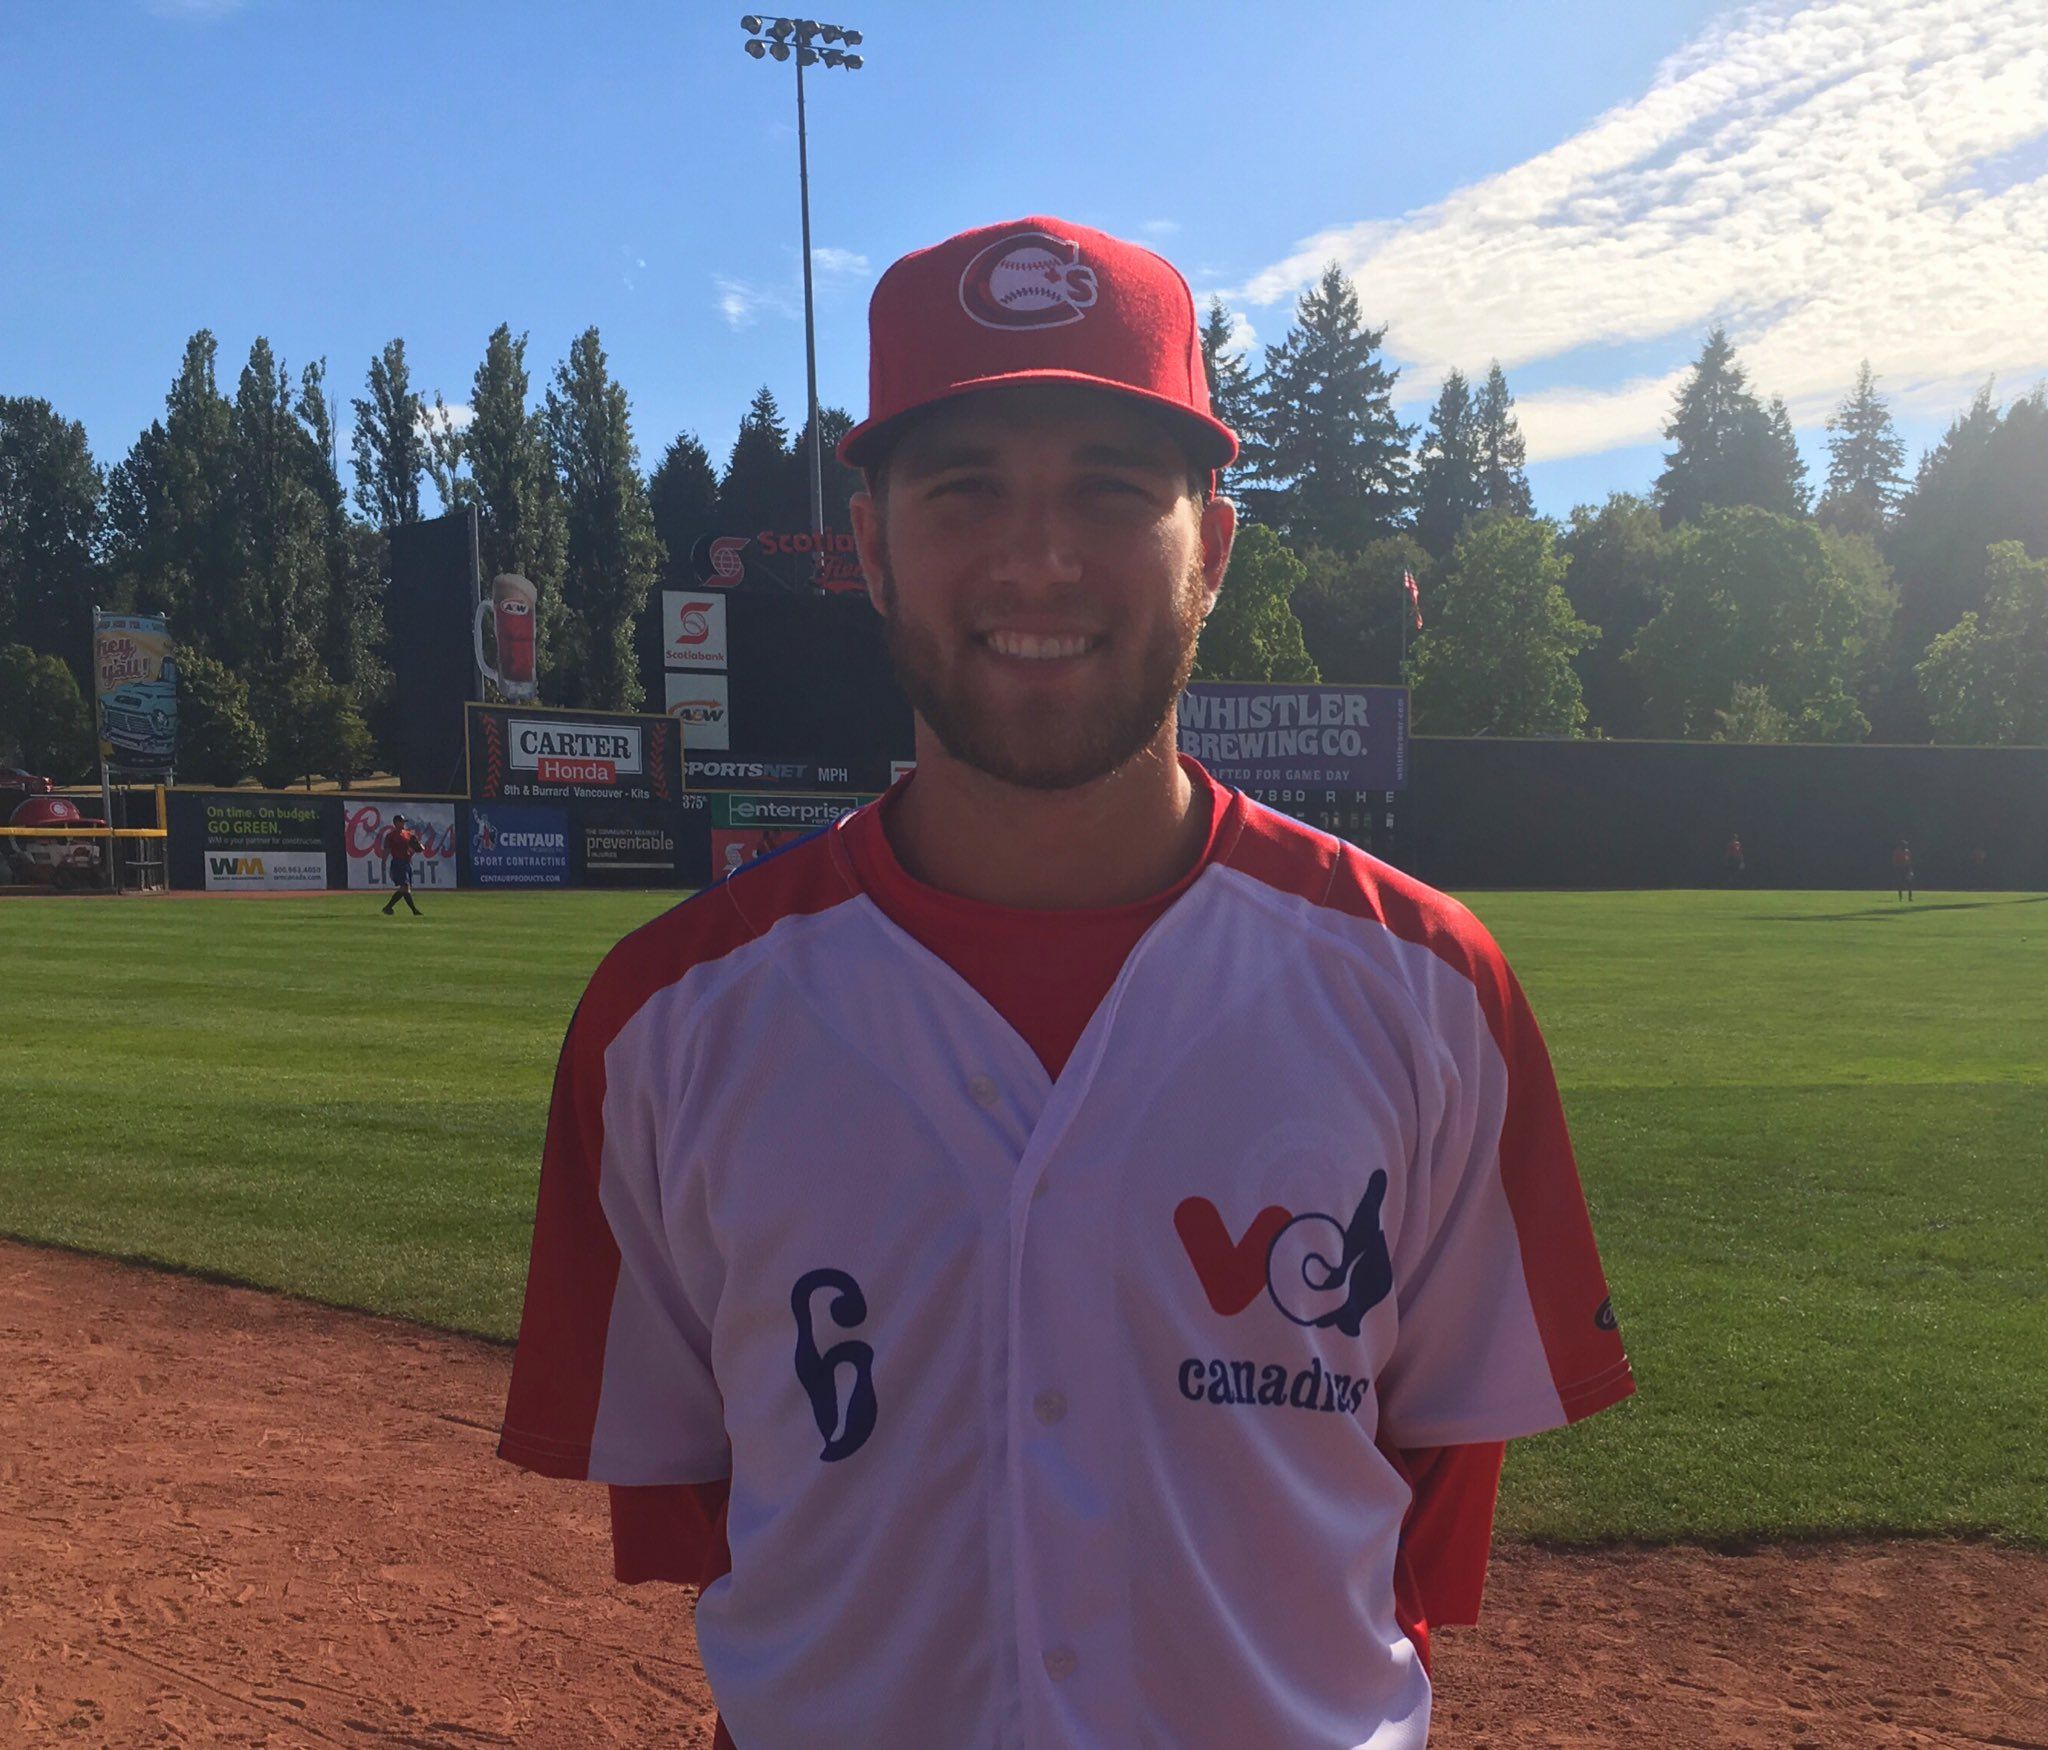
[500,781,1633,1749]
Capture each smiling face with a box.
[851,385,1234,792]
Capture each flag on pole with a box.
[1403,570,1422,632]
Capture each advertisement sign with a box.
[468,804,569,887]
[665,674,731,751]
[688,529,866,595]
[343,800,457,890]
[581,812,680,884]
[708,791,875,883]
[686,756,816,789]
[475,573,540,703]
[203,850,329,891]
[662,591,729,670]
[470,705,681,803]
[93,612,178,772]
[198,797,330,889]
[1178,684,1409,793]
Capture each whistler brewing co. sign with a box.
[468,704,681,803]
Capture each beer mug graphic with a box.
[475,573,539,702]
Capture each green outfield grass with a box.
[2,886,2043,1546]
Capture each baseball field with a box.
[4,886,2046,1744]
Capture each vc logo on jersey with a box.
[791,1268,878,1462]
[1174,1170,1394,1336]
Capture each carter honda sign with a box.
[511,719,642,784]
[469,704,680,803]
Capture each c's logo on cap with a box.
[959,230,1099,330]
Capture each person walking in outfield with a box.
[498,217,1634,1750]
[380,813,424,916]
[1894,838,1916,902]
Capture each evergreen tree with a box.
[1412,370,1481,559]
[1560,492,1666,737]
[787,405,864,531]
[1198,298,1259,492]
[1191,524,1318,683]
[350,338,426,530]
[0,397,104,672]
[1247,264,1412,552]
[545,326,663,710]
[1888,386,2048,664]
[1472,362,1533,517]
[719,386,796,534]
[1915,541,2048,745]
[1409,516,1592,736]
[1762,396,1810,516]
[429,326,569,687]
[104,331,237,644]
[648,431,720,584]
[1817,361,1905,538]
[1653,328,1804,527]
[228,336,332,667]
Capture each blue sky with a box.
[4,0,2044,520]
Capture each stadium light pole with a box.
[740,14,865,553]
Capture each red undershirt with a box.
[606,768,1504,1720]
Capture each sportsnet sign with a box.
[1178,684,1409,792]
[469,705,680,803]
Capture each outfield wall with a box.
[1408,737,2048,890]
[162,789,878,893]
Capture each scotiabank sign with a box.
[470,705,679,803]
[689,528,866,594]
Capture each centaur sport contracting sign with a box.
[1178,683,1409,792]
[469,704,681,803]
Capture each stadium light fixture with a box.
[737,14,868,566]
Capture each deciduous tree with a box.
[1192,523,1318,683]
[0,397,103,673]
[1409,516,1592,736]
[350,338,426,531]
[0,642,95,779]
[1915,541,2048,745]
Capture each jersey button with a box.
[1043,1645,1078,1681]
[967,1073,999,1108]
[1033,1389,1066,1425]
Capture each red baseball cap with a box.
[838,215,1238,472]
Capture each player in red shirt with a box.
[380,813,425,916]
[1893,838,1915,902]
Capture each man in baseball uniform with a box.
[499,216,1634,1748]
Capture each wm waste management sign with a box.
[1177,684,1408,792]
[200,798,330,890]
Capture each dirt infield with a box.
[3,1242,2043,1749]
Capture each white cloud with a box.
[811,246,869,278]
[1139,219,1182,240]
[418,402,473,440]
[1232,0,2048,461]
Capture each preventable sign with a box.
[468,804,569,887]
[581,813,679,884]
[664,674,731,751]
[662,591,729,670]
[93,612,177,772]
[469,705,681,803]
[343,800,456,890]
[1177,684,1409,792]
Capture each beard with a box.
[878,548,1208,792]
